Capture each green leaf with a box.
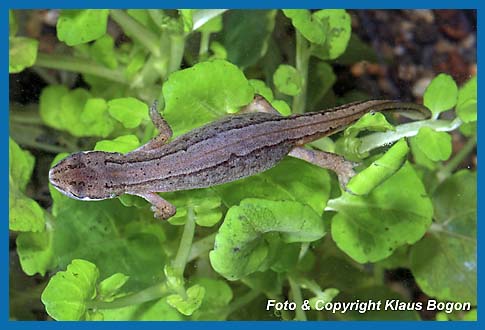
[80,98,115,138]
[39,85,70,130]
[310,10,352,60]
[456,76,477,123]
[273,64,302,96]
[248,79,291,116]
[9,10,18,36]
[9,36,39,73]
[91,34,118,69]
[344,112,395,138]
[409,136,438,170]
[41,259,99,321]
[167,284,205,316]
[164,189,223,227]
[209,198,325,280]
[412,127,452,161]
[346,138,409,195]
[423,73,458,116]
[411,170,476,304]
[98,273,130,300]
[221,10,276,68]
[57,10,109,46]
[282,10,327,44]
[107,97,149,129]
[162,60,254,136]
[9,138,45,232]
[459,121,476,137]
[328,162,433,263]
[213,157,331,215]
[51,199,166,288]
[95,135,141,153]
[191,278,233,320]
[16,229,55,276]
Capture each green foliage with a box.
[273,64,302,96]
[57,10,109,46]
[423,73,458,116]
[210,198,325,280]
[9,9,476,321]
[410,170,476,304]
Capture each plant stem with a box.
[199,31,210,58]
[224,289,261,316]
[172,206,196,275]
[292,30,310,114]
[35,53,127,84]
[110,9,161,57]
[437,133,477,180]
[87,282,170,310]
[167,34,185,75]
[187,232,216,263]
[288,276,307,321]
[359,118,463,153]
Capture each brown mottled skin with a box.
[49,96,430,219]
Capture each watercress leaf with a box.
[273,64,302,96]
[243,270,284,297]
[221,10,276,69]
[162,60,254,136]
[311,10,352,60]
[423,73,458,115]
[344,112,395,138]
[164,189,223,227]
[213,157,331,215]
[209,41,227,60]
[459,121,476,137]
[191,277,233,320]
[9,37,38,73]
[409,136,437,170]
[52,199,166,289]
[81,98,115,138]
[9,138,45,232]
[412,127,452,161]
[282,10,327,44]
[167,284,205,316]
[456,76,477,123]
[41,259,99,321]
[346,138,409,195]
[16,229,55,276]
[209,198,325,280]
[328,162,433,263]
[107,97,149,129]
[249,79,274,102]
[57,10,109,46]
[9,10,18,36]
[90,34,118,69]
[411,170,476,303]
[94,135,140,154]
[98,273,130,300]
[248,79,291,116]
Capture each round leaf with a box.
[9,36,38,73]
[162,60,254,136]
[423,73,458,115]
[456,76,477,123]
[57,10,109,46]
[273,64,302,96]
[209,198,325,280]
[412,127,452,162]
[328,162,433,263]
[41,259,99,320]
[166,284,205,316]
[107,97,149,129]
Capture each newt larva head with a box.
[49,151,121,201]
